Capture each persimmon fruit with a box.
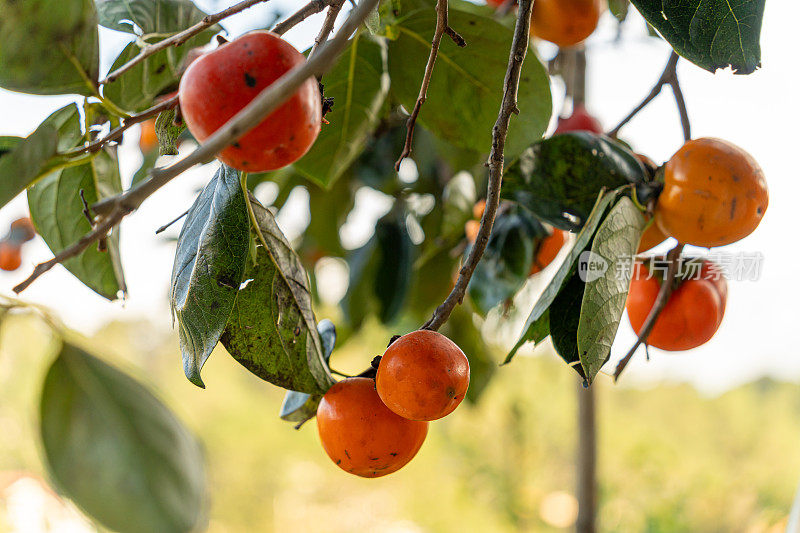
[0,241,22,271]
[316,378,428,478]
[655,138,768,248]
[179,31,321,172]
[530,228,566,275]
[637,217,668,254]
[138,119,158,153]
[626,260,727,351]
[9,217,35,243]
[554,103,602,134]
[376,330,470,421]
[531,0,602,48]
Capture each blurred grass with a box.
[0,311,797,532]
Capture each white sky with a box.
[0,1,796,394]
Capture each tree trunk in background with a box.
[576,380,596,533]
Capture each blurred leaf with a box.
[548,273,586,377]
[303,176,355,258]
[0,104,83,210]
[221,195,334,394]
[40,342,206,533]
[440,303,495,404]
[131,148,159,187]
[28,147,127,300]
[505,191,618,364]
[388,9,551,158]
[608,0,630,21]
[468,206,546,316]
[279,319,336,424]
[342,212,414,327]
[407,245,456,320]
[441,171,476,238]
[96,0,214,34]
[0,0,99,95]
[170,165,249,388]
[577,196,645,382]
[294,34,390,187]
[502,132,646,230]
[155,108,185,155]
[631,0,764,74]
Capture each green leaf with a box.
[279,319,336,424]
[170,165,250,388]
[131,149,159,187]
[505,190,619,364]
[577,196,645,382]
[0,0,99,95]
[342,212,414,327]
[0,136,23,157]
[468,206,546,316]
[293,33,390,187]
[304,176,355,258]
[502,132,647,230]
[608,0,630,21]
[40,342,206,533]
[221,195,335,394]
[388,9,552,157]
[28,147,127,300]
[0,104,84,210]
[549,273,586,377]
[441,170,476,238]
[155,108,185,156]
[630,0,764,74]
[96,0,215,34]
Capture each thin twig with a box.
[14,0,380,294]
[668,73,691,141]
[66,95,179,156]
[613,243,685,381]
[273,0,336,35]
[101,0,273,85]
[607,52,679,138]
[394,0,465,171]
[310,0,345,57]
[155,209,190,234]
[421,0,533,331]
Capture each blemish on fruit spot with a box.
[244,73,257,87]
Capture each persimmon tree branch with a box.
[394,0,465,171]
[13,0,380,295]
[309,0,345,56]
[101,0,274,85]
[421,0,534,331]
[66,95,179,156]
[273,0,338,36]
[607,51,691,140]
[613,242,685,381]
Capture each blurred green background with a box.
[0,310,796,532]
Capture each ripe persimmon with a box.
[138,119,158,153]
[179,31,321,172]
[376,330,470,421]
[530,228,567,275]
[465,219,480,243]
[531,0,602,48]
[0,241,22,271]
[626,260,726,351]
[9,217,35,243]
[554,103,602,134]
[316,378,428,478]
[637,217,667,254]
[655,138,768,248]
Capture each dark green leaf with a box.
[0,104,83,210]
[577,196,645,382]
[294,33,389,187]
[303,175,355,258]
[96,0,215,34]
[28,147,127,300]
[549,273,586,377]
[40,342,207,533]
[468,206,546,316]
[170,165,250,388]
[279,319,336,424]
[0,0,99,95]
[0,136,23,157]
[608,0,630,21]
[388,9,551,157]
[221,195,335,394]
[505,190,618,364]
[502,132,646,230]
[630,0,764,74]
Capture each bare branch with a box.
[15,0,380,294]
[613,243,685,381]
[421,0,534,331]
[668,73,691,141]
[66,95,179,156]
[394,0,465,171]
[607,51,679,138]
[310,0,345,57]
[101,0,273,85]
[273,0,336,36]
